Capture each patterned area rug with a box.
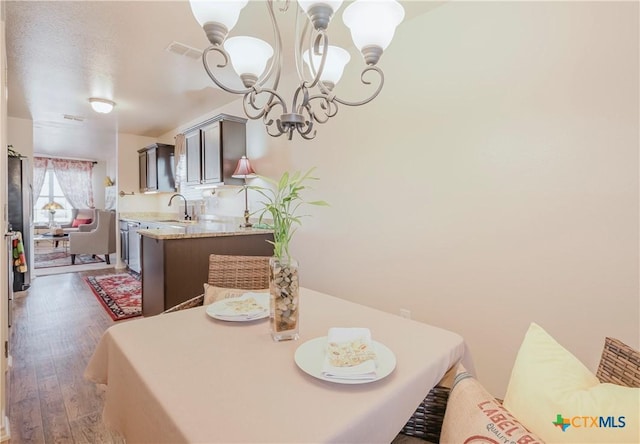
[34,251,104,269]
[84,272,142,321]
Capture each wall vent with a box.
[63,114,84,122]
[165,41,203,60]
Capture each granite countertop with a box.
[120,212,272,240]
[138,222,272,240]
[119,212,192,224]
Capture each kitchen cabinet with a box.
[141,232,273,316]
[138,143,175,193]
[127,222,141,273]
[119,220,129,265]
[184,114,246,187]
[120,219,167,272]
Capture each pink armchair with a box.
[69,210,116,264]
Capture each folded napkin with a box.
[321,327,377,380]
[212,292,268,319]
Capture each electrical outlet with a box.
[400,309,411,319]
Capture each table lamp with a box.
[42,201,64,227]
[232,156,257,227]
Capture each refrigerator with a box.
[7,156,32,292]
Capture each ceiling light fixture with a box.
[189,0,404,140]
[89,97,116,114]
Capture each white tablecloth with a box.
[85,287,467,443]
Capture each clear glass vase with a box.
[269,256,300,341]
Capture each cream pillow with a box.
[441,364,544,443]
[203,284,269,305]
[503,323,639,443]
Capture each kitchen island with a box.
[138,220,273,316]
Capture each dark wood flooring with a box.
[8,269,126,444]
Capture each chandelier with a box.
[189,0,404,140]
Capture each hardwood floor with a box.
[8,269,126,444]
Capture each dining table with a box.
[85,287,470,443]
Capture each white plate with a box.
[294,336,396,385]
[206,292,269,322]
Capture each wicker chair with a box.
[596,337,640,387]
[162,254,271,314]
[396,336,640,443]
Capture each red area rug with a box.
[84,272,141,321]
[35,251,104,269]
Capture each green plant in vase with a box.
[250,168,328,341]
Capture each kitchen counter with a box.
[138,221,272,240]
[120,213,272,240]
[138,218,274,316]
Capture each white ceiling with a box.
[5,0,439,162]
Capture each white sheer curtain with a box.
[50,158,95,208]
[32,157,50,201]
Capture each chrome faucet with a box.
[168,194,191,220]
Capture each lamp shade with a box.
[89,98,115,114]
[42,202,64,211]
[303,45,351,85]
[232,156,257,179]
[342,0,405,51]
[189,0,248,31]
[224,36,274,78]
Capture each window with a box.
[34,169,73,226]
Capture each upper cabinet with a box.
[184,114,247,187]
[138,143,176,193]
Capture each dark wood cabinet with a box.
[185,131,201,185]
[147,148,157,190]
[141,232,274,316]
[138,151,147,192]
[138,143,175,193]
[184,114,247,186]
[201,121,222,184]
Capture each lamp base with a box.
[240,209,252,228]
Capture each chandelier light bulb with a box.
[89,98,115,114]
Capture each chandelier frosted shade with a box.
[343,0,405,51]
[224,36,274,82]
[303,46,351,86]
[189,0,248,30]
